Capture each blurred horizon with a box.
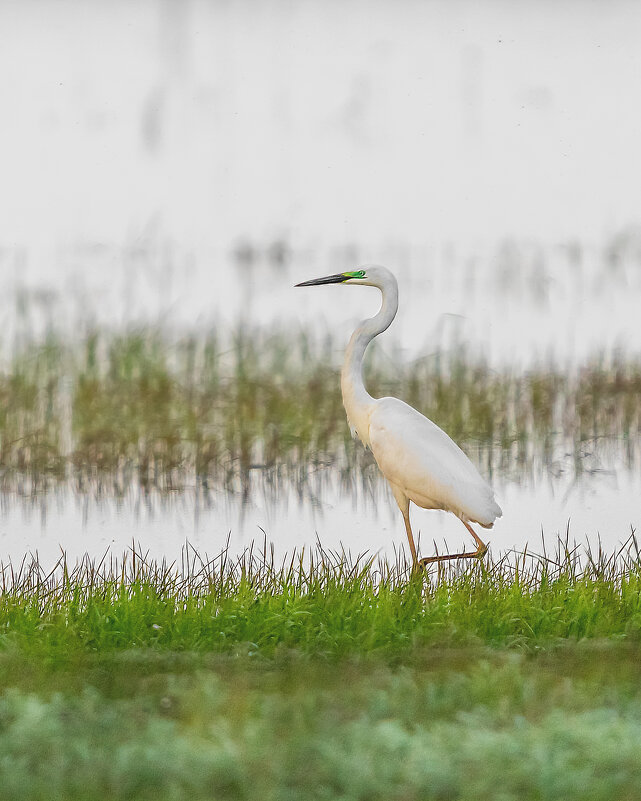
[1,0,641,255]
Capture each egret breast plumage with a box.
[295,265,501,570]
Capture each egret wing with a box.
[368,397,501,526]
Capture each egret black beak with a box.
[295,273,348,287]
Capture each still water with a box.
[0,466,639,568]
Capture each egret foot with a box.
[418,520,488,569]
[418,543,487,568]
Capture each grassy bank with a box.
[3,542,641,799]
[3,538,641,664]
[0,326,639,495]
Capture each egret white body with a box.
[296,265,501,569]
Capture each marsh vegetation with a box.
[1,325,639,501]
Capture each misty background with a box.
[2,1,641,341]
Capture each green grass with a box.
[0,325,639,495]
[3,542,641,799]
[2,538,641,664]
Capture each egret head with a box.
[295,265,395,289]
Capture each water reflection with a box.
[0,454,638,572]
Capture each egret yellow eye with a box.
[343,270,366,279]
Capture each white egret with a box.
[296,265,501,570]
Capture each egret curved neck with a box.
[340,280,398,443]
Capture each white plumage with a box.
[296,265,501,570]
[369,398,501,527]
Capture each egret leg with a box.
[462,520,489,558]
[390,485,419,571]
[402,510,419,570]
[418,520,488,568]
